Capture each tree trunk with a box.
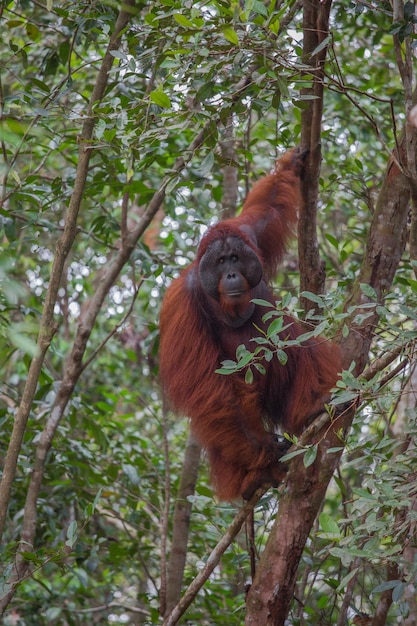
[298,0,332,309]
[245,67,411,626]
[163,434,201,616]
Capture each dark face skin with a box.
[198,235,263,310]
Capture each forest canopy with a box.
[0,1,417,625]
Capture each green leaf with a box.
[26,22,40,41]
[267,316,285,337]
[336,567,359,592]
[325,233,339,249]
[372,580,403,594]
[65,520,78,548]
[300,291,325,306]
[110,50,126,60]
[219,359,237,369]
[310,34,331,58]
[392,582,406,602]
[4,218,17,242]
[268,14,280,35]
[85,488,103,517]
[149,89,171,108]
[173,13,195,28]
[303,445,317,468]
[236,350,255,368]
[245,367,254,384]
[7,327,39,357]
[19,551,43,564]
[360,283,377,299]
[280,448,306,462]
[216,366,235,375]
[199,151,215,176]
[45,608,62,621]
[277,349,288,365]
[122,463,140,485]
[404,1,415,19]
[319,513,341,537]
[252,298,273,307]
[221,26,239,45]
[313,320,330,337]
[95,118,106,140]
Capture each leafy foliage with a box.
[0,0,416,624]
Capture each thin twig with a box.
[163,485,268,626]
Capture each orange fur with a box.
[159,149,341,500]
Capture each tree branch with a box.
[0,0,137,612]
[298,0,332,311]
[0,0,137,546]
[163,433,201,616]
[163,485,268,626]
